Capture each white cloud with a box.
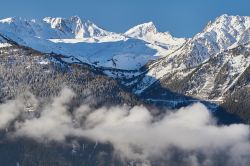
[0,88,250,165]
[80,103,249,161]
[14,88,76,142]
[0,99,23,129]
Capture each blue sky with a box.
[1,0,250,37]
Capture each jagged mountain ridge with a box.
[0,16,112,39]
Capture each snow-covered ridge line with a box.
[0,16,113,39]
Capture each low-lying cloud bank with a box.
[0,88,250,165]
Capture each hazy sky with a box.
[1,0,250,37]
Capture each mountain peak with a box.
[125,21,158,38]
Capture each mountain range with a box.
[0,14,250,120]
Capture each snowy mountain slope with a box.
[130,15,250,95]
[135,42,250,106]
[0,17,185,70]
[54,39,158,70]
[0,31,158,70]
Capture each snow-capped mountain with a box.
[0,16,185,70]
[131,15,250,105]
[125,22,186,55]
[180,14,250,68]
